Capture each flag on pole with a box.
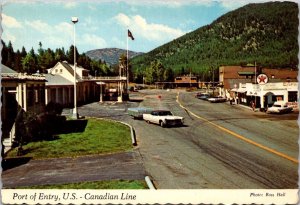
[128,29,134,40]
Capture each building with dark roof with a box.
[219,65,298,110]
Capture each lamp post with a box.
[72,17,78,119]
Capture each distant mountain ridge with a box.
[132,1,298,74]
[86,48,143,65]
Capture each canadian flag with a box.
[128,29,134,40]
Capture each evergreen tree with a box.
[22,48,38,74]
[68,45,80,65]
[14,50,23,72]
[1,40,8,66]
[6,41,15,68]
[55,48,67,62]
[21,46,27,58]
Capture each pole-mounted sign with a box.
[257,74,268,85]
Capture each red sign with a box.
[257,74,268,85]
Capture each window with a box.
[272,95,284,101]
[288,91,297,102]
[35,90,39,103]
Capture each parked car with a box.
[208,96,227,103]
[197,93,211,100]
[143,110,184,127]
[195,92,202,98]
[266,101,293,114]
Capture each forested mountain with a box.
[131,1,298,80]
[86,48,143,65]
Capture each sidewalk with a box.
[2,151,146,188]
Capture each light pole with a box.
[72,17,78,119]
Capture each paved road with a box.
[78,89,298,189]
[2,152,145,188]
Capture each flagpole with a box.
[127,29,129,92]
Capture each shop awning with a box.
[231,88,247,93]
[238,71,255,76]
[237,88,247,93]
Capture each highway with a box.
[127,89,298,189]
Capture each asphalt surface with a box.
[2,151,145,188]
[3,89,298,189]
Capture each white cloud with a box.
[25,20,52,33]
[114,13,185,42]
[64,2,78,9]
[54,22,73,36]
[112,37,126,48]
[115,13,131,27]
[2,30,17,43]
[22,19,74,50]
[81,16,99,32]
[81,34,107,48]
[2,14,23,28]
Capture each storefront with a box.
[245,82,298,110]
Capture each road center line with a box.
[176,92,298,164]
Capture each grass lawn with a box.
[16,180,148,189]
[6,118,132,159]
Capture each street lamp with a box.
[72,17,78,119]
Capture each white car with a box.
[267,101,293,114]
[143,110,184,127]
[208,96,227,103]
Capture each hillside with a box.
[131,1,298,76]
[86,48,143,65]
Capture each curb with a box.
[119,121,137,146]
[145,176,156,189]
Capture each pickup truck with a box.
[266,101,293,114]
[143,110,184,127]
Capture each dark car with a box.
[197,93,211,100]
[195,92,202,98]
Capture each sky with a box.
[1,0,285,54]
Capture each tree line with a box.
[2,40,113,76]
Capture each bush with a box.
[14,102,66,149]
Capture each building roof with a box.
[49,61,87,79]
[45,74,73,86]
[1,64,17,74]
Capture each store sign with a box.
[283,82,297,87]
[257,74,268,85]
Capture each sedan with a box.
[197,93,211,100]
[208,96,227,103]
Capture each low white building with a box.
[45,61,99,107]
[235,82,298,110]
